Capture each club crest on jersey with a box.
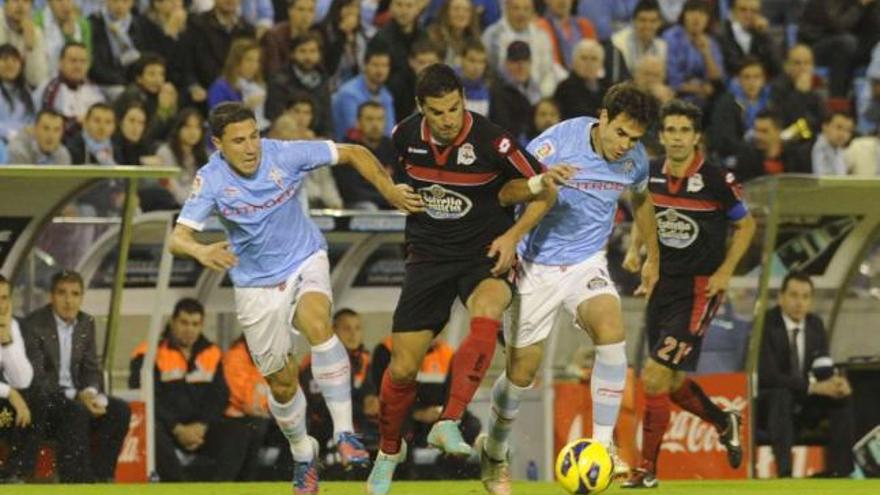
[457,143,476,165]
[534,141,555,160]
[189,176,202,199]
[418,184,473,220]
[687,173,704,192]
[269,167,285,189]
[622,159,635,173]
[656,208,700,248]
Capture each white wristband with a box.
[527,174,545,195]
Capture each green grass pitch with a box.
[2,480,879,495]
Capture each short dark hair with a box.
[290,32,323,52]
[754,108,782,129]
[133,52,166,77]
[737,56,765,75]
[85,102,114,120]
[462,39,486,56]
[364,43,391,65]
[60,41,87,59]
[682,0,713,17]
[285,90,315,110]
[36,108,65,123]
[602,81,659,128]
[781,271,813,293]
[416,63,463,104]
[209,102,256,138]
[659,99,703,132]
[172,298,205,319]
[333,308,359,324]
[410,38,443,60]
[51,270,84,292]
[357,100,385,119]
[634,0,661,17]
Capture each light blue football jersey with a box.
[519,117,649,265]
[178,139,338,287]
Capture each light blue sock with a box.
[486,373,530,460]
[311,335,354,436]
[591,342,627,447]
[269,387,313,461]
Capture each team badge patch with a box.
[687,173,704,192]
[457,143,476,165]
[189,176,202,199]
[269,167,285,189]
[534,141,555,160]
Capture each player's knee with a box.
[507,364,537,388]
[389,358,419,383]
[642,364,672,395]
[267,367,300,403]
[469,296,506,319]
[299,317,333,344]
[590,320,625,345]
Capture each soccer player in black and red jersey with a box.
[621,100,756,488]
[366,64,572,495]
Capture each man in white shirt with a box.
[0,274,35,481]
[811,111,855,175]
[22,270,131,483]
[757,271,855,478]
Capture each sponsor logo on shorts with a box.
[587,276,609,290]
[418,184,473,219]
[657,208,700,249]
[457,143,476,165]
[408,147,428,154]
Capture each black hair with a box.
[60,40,88,60]
[172,297,205,318]
[36,108,65,123]
[415,63,463,104]
[208,102,256,138]
[168,107,208,166]
[634,0,661,17]
[85,102,115,120]
[659,99,703,132]
[754,108,782,129]
[357,100,385,119]
[364,42,392,65]
[0,44,34,116]
[410,38,443,60]
[781,271,813,293]
[290,32,323,52]
[51,270,84,292]
[333,308,359,323]
[602,81,660,129]
[133,52,166,78]
[736,55,765,75]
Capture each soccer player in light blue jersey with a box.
[476,83,662,495]
[169,103,422,494]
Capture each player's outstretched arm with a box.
[498,165,577,206]
[631,190,660,297]
[335,143,424,214]
[488,180,559,276]
[170,224,238,271]
[707,212,756,296]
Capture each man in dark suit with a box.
[21,270,131,483]
[758,270,855,478]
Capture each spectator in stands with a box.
[142,0,199,104]
[129,298,255,481]
[87,0,149,91]
[0,44,35,143]
[265,33,333,135]
[241,0,275,39]
[0,0,49,87]
[387,39,443,123]
[34,41,105,139]
[758,271,856,478]
[34,0,92,77]
[151,108,208,207]
[605,0,664,84]
[490,40,541,145]
[811,111,855,175]
[482,0,563,97]
[113,101,159,165]
[633,54,675,105]
[719,0,782,79]
[0,274,35,482]
[6,109,71,164]
[336,101,396,209]
[331,45,394,139]
[553,38,607,120]
[22,270,131,483]
[733,109,812,181]
[769,44,824,134]
[709,57,771,164]
[300,308,378,456]
[65,102,116,165]
[663,0,725,108]
[426,0,481,68]
[282,91,319,136]
[318,0,367,90]
[536,0,597,70]
[458,40,490,116]
[798,0,880,98]
[762,0,807,27]
[370,0,424,80]
[844,126,880,175]
[262,0,317,76]
[208,38,269,131]
[530,96,561,138]
[576,0,638,41]
[114,53,178,143]
[188,0,256,96]
[856,42,880,136]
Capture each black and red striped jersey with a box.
[648,153,748,276]
[391,111,543,261]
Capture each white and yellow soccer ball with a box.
[554,438,615,494]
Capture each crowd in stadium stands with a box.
[1,0,879,483]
